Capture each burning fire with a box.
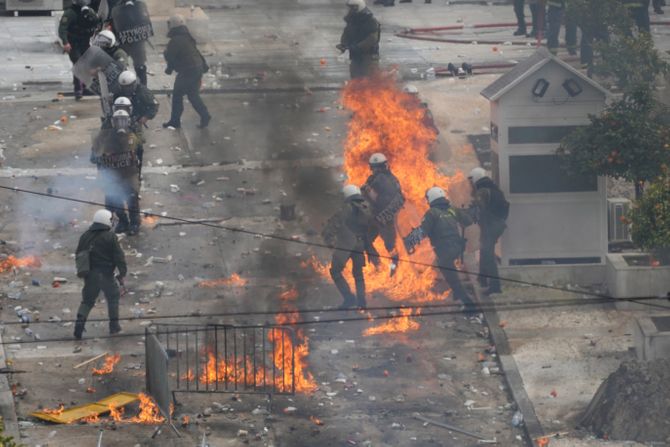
[305,74,467,306]
[127,393,165,424]
[42,404,65,416]
[0,255,41,273]
[363,308,421,336]
[142,215,159,228]
[182,285,317,393]
[310,415,325,426]
[197,273,248,288]
[92,353,121,376]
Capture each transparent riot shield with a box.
[73,46,125,96]
[111,1,153,45]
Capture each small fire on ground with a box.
[197,273,248,288]
[41,393,165,425]
[0,255,41,273]
[182,285,317,393]
[363,308,421,336]
[92,353,121,376]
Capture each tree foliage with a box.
[630,170,670,258]
[557,88,670,192]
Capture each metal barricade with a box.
[150,324,296,400]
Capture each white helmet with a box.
[113,96,133,114]
[118,70,137,87]
[112,109,131,132]
[342,184,362,199]
[168,14,186,30]
[403,85,419,95]
[369,153,388,167]
[426,186,446,204]
[93,209,113,227]
[92,30,116,49]
[468,167,487,184]
[346,0,366,12]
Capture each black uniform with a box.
[322,194,378,309]
[74,221,127,338]
[91,129,142,233]
[58,4,100,97]
[110,1,149,85]
[472,177,508,294]
[339,8,381,79]
[163,25,211,128]
[362,168,404,256]
[420,197,477,314]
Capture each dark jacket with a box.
[58,5,100,45]
[106,46,129,67]
[340,8,380,60]
[473,177,508,227]
[76,223,127,276]
[322,195,374,251]
[116,84,158,122]
[363,169,404,224]
[91,129,141,187]
[164,26,207,74]
[420,197,472,257]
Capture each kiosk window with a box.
[509,125,580,144]
[509,154,597,193]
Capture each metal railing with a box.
[151,324,296,397]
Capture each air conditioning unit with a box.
[607,198,632,242]
[6,0,62,11]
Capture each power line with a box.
[0,183,668,325]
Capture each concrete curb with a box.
[472,285,544,446]
[0,331,20,441]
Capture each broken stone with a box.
[283,406,297,414]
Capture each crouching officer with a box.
[403,187,478,315]
[162,15,211,129]
[362,153,404,275]
[337,0,381,79]
[468,167,509,295]
[91,109,142,235]
[323,185,379,310]
[74,209,127,339]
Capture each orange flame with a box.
[363,308,421,336]
[92,353,121,376]
[42,404,65,415]
[182,285,317,393]
[143,215,159,228]
[82,414,100,423]
[126,393,165,424]
[108,404,125,422]
[310,415,325,426]
[305,75,468,306]
[197,273,248,288]
[0,255,42,273]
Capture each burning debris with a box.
[0,255,42,273]
[196,273,248,288]
[180,285,317,393]
[363,308,421,336]
[92,353,121,376]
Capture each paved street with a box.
[0,1,668,446]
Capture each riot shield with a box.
[111,1,153,45]
[73,46,125,96]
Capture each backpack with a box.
[75,232,102,278]
[487,185,510,221]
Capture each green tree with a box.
[630,170,670,261]
[557,87,670,198]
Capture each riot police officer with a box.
[323,185,379,310]
[404,187,477,315]
[110,0,151,85]
[91,109,142,235]
[468,168,509,295]
[116,70,158,174]
[74,209,127,339]
[362,153,404,274]
[162,15,211,129]
[91,29,129,67]
[337,0,381,79]
[59,0,101,99]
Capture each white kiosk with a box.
[480,48,609,284]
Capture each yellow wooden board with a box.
[31,392,139,424]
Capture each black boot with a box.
[162,120,181,129]
[74,314,86,340]
[109,320,122,335]
[136,65,148,86]
[355,278,367,309]
[115,213,130,234]
[514,27,527,36]
[197,114,211,129]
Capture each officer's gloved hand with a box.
[336,44,347,53]
[165,68,173,75]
